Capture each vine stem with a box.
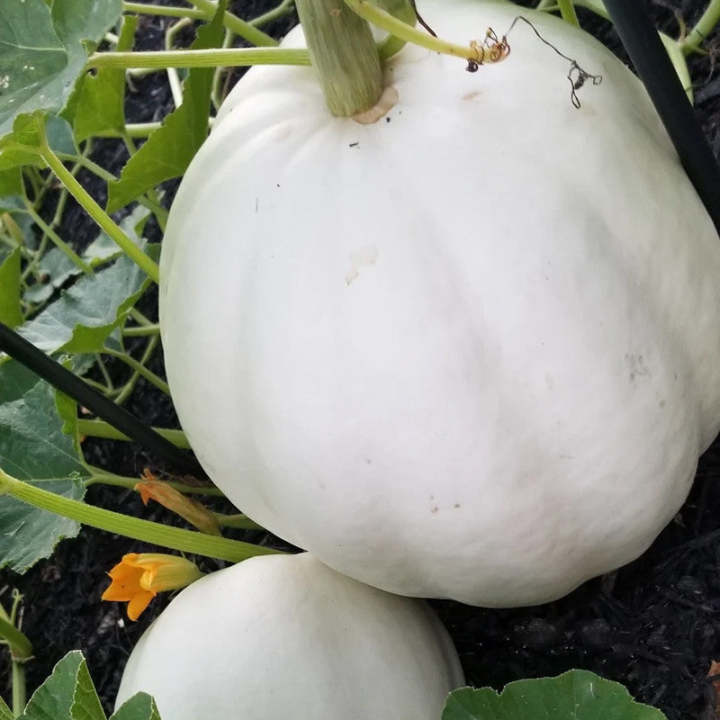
[215,512,263,530]
[0,469,278,562]
[343,0,509,63]
[22,203,94,277]
[556,0,580,26]
[85,469,224,497]
[0,617,31,662]
[87,47,310,70]
[39,145,160,284]
[12,661,25,717]
[681,0,720,53]
[187,0,278,46]
[124,2,204,18]
[123,323,160,337]
[252,0,295,26]
[0,599,31,717]
[77,419,189,448]
[104,347,170,395]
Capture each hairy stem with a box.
[104,346,170,396]
[296,0,383,116]
[85,467,224,497]
[188,0,278,46]
[0,469,277,562]
[344,0,509,64]
[78,419,189,448]
[681,0,720,53]
[123,322,160,337]
[88,47,310,70]
[557,0,580,26]
[40,146,160,283]
[22,204,94,277]
[124,2,206,18]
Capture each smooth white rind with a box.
[115,554,464,719]
[160,0,720,606]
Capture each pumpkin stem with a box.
[295,0,384,116]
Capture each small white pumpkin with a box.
[160,0,720,606]
[115,554,464,719]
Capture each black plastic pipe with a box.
[0,322,202,475]
[603,0,720,236]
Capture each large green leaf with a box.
[0,696,12,720]
[73,16,137,142]
[110,694,162,720]
[0,360,38,404]
[442,671,667,720]
[20,651,105,720]
[0,0,122,138]
[0,247,22,327]
[24,206,149,305]
[24,247,84,305]
[0,375,87,574]
[106,2,226,212]
[0,167,22,199]
[17,245,157,354]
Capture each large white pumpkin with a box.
[115,554,463,719]
[160,0,720,606]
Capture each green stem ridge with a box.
[11,661,25,717]
[87,47,310,69]
[343,0,509,64]
[0,617,32,662]
[187,0,278,46]
[86,470,225,497]
[296,0,383,116]
[23,204,94,277]
[105,346,170,396]
[78,419,189,448]
[0,470,278,562]
[124,2,206,18]
[39,147,160,284]
[251,0,296,26]
[681,0,720,53]
[557,0,580,26]
[123,324,160,336]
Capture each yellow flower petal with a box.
[101,553,203,621]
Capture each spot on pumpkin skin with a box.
[462,91,482,101]
[345,245,379,285]
[625,353,650,382]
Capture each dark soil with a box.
[3,2,720,718]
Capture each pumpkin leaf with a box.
[442,671,667,720]
[0,247,22,327]
[73,16,137,142]
[0,360,39,404]
[45,115,77,156]
[23,247,84,305]
[110,693,162,720]
[0,696,12,720]
[17,245,158,355]
[106,1,226,212]
[0,0,122,139]
[0,167,22,199]
[0,373,88,574]
[20,651,106,720]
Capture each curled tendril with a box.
[503,16,603,107]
